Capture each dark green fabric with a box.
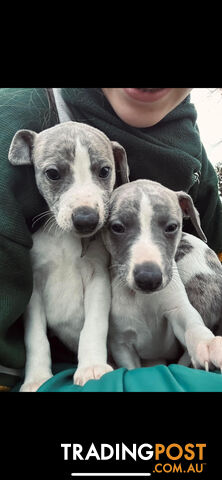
[0,88,57,369]
[11,363,222,392]
[0,87,221,383]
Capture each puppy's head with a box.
[8,122,129,237]
[103,179,206,293]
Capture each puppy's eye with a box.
[99,166,110,178]
[110,222,125,234]
[45,168,61,181]
[165,222,178,234]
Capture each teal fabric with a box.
[12,363,222,392]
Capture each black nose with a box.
[72,207,99,234]
[133,262,163,292]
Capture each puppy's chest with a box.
[31,231,93,332]
[111,290,179,359]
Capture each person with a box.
[0,87,221,391]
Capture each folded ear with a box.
[111,141,130,186]
[8,129,37,166]
[176,191,207,242]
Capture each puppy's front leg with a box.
[110,340,141,370]
[74,264,113,386]
[165,270,222,371]
[20,289,52,392]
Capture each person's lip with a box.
[123,88,172,103]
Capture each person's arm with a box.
[185,144,222,257]
[0,88,57,374]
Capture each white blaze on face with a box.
[56,138,105,231]
[127,192,164,287]
[73,137,92,184]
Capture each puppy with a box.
[103,179,222,371]
[8,121,129,391]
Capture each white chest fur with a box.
[31,229,93,351]
[110,267,188,363]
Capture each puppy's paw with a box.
[74,364,113,386]
[208,336,222,372]
[191,336,222,372]
[20,376,53,392]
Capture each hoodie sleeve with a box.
[187,143,222,256]
[0,88,57,370]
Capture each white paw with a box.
[190,336,222,372]
[74,364,113,386]
[20,376,53,392]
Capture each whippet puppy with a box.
[8,121,129,391]
[103,179,222,372]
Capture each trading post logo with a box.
[60,442,207,477]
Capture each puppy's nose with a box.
[72,207,99,234]
[133,262,162,292]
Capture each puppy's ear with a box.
[111,141,130,186]
[176,191,207,242]
[8,129,37,166]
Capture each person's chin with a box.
[113,105,167,128]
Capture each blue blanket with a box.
[12,363,222,392]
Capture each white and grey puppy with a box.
[103,179,222,372]
[8,121,129,391]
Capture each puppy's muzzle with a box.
[133,262,163,292]
[72,207,99,234]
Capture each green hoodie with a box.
[0,88,221,387]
